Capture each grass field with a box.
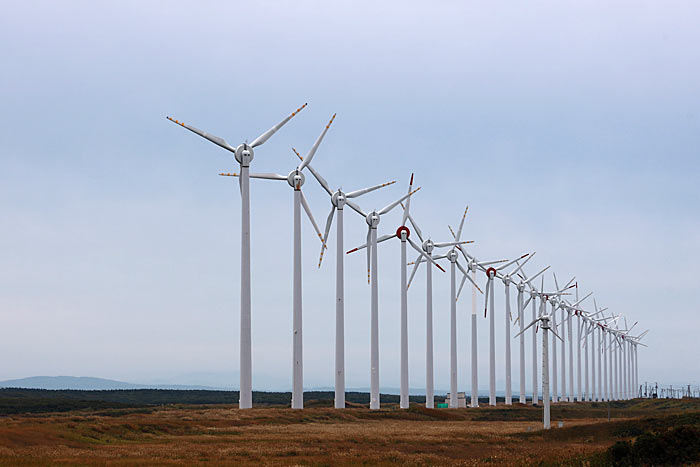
[0,396,698,465]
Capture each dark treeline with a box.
[0,388,427,415]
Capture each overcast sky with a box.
[1,1,698,392]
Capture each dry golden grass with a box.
[0,400,696,466]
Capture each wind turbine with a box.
[292,149,395,409]
[496,256,536,405]
[455,250,508,407]
[509,254,539,404]
[515,303,564,429]
[404,210,470,409]
[554,279,589,403]
[220,115,333,408]
[166,103,307,409]
[520,268,571,404]
[348,175,442,409]
[480,254,531,406]
[346,184,421,409]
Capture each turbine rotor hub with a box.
[541,316,551,329]
[287,170,305,189]
[446,249,458,262]
[396,225,410,240]
[331,191,346,208]
[423,239,434,253]
[486,267,497,278]
[366,211,380,228]
[235,144,254,166]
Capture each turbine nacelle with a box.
[540,315,552,330]
[331,190,347,209]
[366,211,380,228]
[396,225,410,240]
[446,249,458,262]
[287,169,305,189]
[235,143,254,166]
[422,239,435,254]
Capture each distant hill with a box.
[0,376,225,391]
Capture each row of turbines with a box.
[165,104,649,428]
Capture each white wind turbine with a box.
[479,253,531,406]
[544,275,576,403]
[348,175,443,409]
[583,310,615,401]
[220,115,333,409]
[554,279,590,403]
[455,250,508,407]
[578,306,606,401]
[509,254,540,404]
[520,270,572,404]
[515,303,564,429]
[346,185,421,410]
[166,103,307,409]
[403,210,471,409]
[498,256,536,405]
[292,149,395,409]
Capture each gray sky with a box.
[1,1,698,391]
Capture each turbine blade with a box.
[292,148,332,196]
[496,253,530,271]
[434,240,474,248]
[407,237,446,272]
[345,199,367,218]
[456,205,469,241]
[448,225,457,240]
[477,258,508,267]
[550,327,565,343]
[299,190,324,245]
[401,173,414,226]
[378,187,421,215]
[249,172,287,180]
[377,233,395,244]
[484,278,492,318]
[166,117,237,154]
[553,272,560,291]
[463,266,484,294]
[404,209,424,243]
[509,252,535,277]
[525,265,551,285]
[573,292,593,307]
[298,114,336,171]
[514,318,540,338]
[318,206,336,268]
[366,228,371,284]
[456,273,468,301]
[251,103,307,148]
[345,180,396,199]
[407,252,422,289]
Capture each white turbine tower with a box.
[349,176,443,409]
[293,149,395,409]
[221,115,333,409]
[166,103,307,409]
[346,185,421,409]
[404,212,470,409]
[515,303,564,429]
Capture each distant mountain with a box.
[0,376,226,391]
